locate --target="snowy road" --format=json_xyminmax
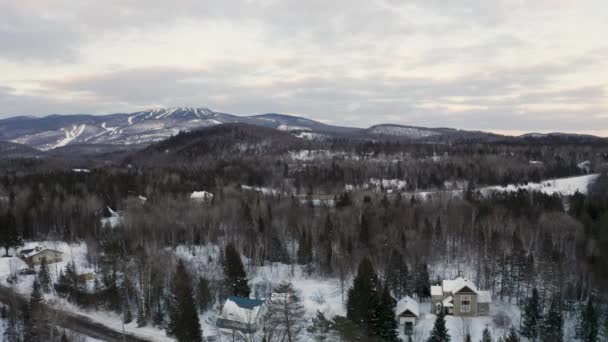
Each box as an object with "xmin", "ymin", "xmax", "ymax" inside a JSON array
[{"xmin": 0, "ymin": 285, "xmax": 157, "ymax": 342}]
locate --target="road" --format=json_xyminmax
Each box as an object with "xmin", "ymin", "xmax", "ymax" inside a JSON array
[{"xmin": 0, "ymin": 285, "xmax": 159, "ymax": 342}]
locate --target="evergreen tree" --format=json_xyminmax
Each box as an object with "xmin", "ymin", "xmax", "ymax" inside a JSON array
[
  {"xmin": 577, "ymin": 297, "xmax": 599, "ymax": 342},
  {"xmin": 29, "ymin": 278, "xmax": 45, "ymax": 341},
  {"xmin": 307, "ymin": 310, "xmax": 335, "ymax": 342},
  {"xmin": 521, "ymin": 288, "xmax": 542, "ymax": 341},
  {"xmin": 0, "ymin": 211, "xmax": 23, "ymax": 256},
  {"xmin": 415, "ymin": 263, "xmax": 431, "ymax": 300},
  {"xmin": 30, "ymin": 278, "xmax": 44, "ymax": 309},
  {"xmin": 346, "ymin": 258, "xmax": 379, "ymax": 335},
  {"xmin": 37, "ymin": 257, "xmax": 51, "ymax": 293},
  {"xmin": 297, "ymin": 231, "xmax": 314, "ymax": 276},
  {"xmin": 372, "ymin": 284, "xmax": 398, "ymax": 341},
  {"xmin": 541, "ymin": 295, "xmax": 563, "ymax": 342},
  {"xmin": 385, "ymin": 249, "xmax": 409, "ymax": 298},
  {"xmin": 503, "ymin": 327, "xmax": 520, "ymax": 342},
  {"xmin": 480, "ymin": 327, "xmax": 493, "ymax": 342},
  {"xmin": 222, "ymin": 243, "xmax": 250, "ymax": 298},
  {"xmin": 427, "ymin": 311, "xmax": 450, "ymax": 342},
  {"xmin": 196, "ymin": 276, "xmax": 212, "ymax": 313},
  {"xmin": 167, "ymin": 259, "xmax": 202, "ymax": 342}
]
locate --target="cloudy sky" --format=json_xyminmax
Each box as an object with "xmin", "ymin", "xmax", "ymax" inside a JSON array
[{"xmin": 1, "ymin": 0, "xmax": 607, "ymax": 135}]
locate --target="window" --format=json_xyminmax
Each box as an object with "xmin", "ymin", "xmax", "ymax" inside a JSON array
[{"xmin": 460, "ymin": 295, "xmax": 471, "ymax": 313}]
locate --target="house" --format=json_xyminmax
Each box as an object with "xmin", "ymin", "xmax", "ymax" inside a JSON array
[
  {"xmin": 431, "ymin": 277, "xmax": 491, "ymax": 317},
  {"xmin": 19, "ymin": 246, "xmax": 63, "ymax": 265},
  {"xmin": 395, "ymin": 296, "xmax": 419, "ymax": 336},
  {"xmin": 217, "ymin": 296, "xmax": 266, "ymax": 333}
]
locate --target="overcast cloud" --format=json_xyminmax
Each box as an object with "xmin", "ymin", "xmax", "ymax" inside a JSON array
[{"xmin": 0, "ymin": 0, "xmax": 606, "ymax": 135}]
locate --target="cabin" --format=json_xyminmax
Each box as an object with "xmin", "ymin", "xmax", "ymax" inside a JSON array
[
  {"xmin": 395, "ymin": 296, "xmax": 419, "ymax": 336},
  {"xmin": 431, "ymin": 277, "xmax": 491, "ymax": 317},
  {"xmin": 19, "ymin": 246, "xmax": 63, "ymax": 265},
  {"xmin": 217, "ymin": 296, "xmax": 266, "ymax": 333}
]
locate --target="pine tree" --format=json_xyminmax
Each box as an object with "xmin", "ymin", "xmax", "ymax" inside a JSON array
[
  {"xmin": 415, "ymin": 263, "xmax": 431, "ymax": 300},
  {"xmin": 307, "ymin": 310, "xmax": 335, "ymax": 342},
  {"xmin": 521, "ymin": 288, "xmax": 542, "ymax": 341},
  {"xmin": 346, "ymin": 258, "xmax": 379, "ymax": 335},
  {"xmin": 196, "ymin": 276, "xmax": 212, "ymax": 313},
  {"xmin": 427, "ymin": 311, "xmax": 450, "ymax": 342},
  {"xmin": 0, "ymin": 211, "xmax": 23, "ymax": 257},
  {"xmin": 167, "ymin": 259, "xmax": 202, "ymax": 342},
  {"xmin": 541, "ymin": 295, "xmax": 563, "ymax": 342},
  {"xmin": 503, "ymin": 327, "xmax": 520, "ymax": 342},
  {"xmin": 37, "ymin": 257, "xmax": 51, "ymax": 293},
  {"xmin": 372, "ymin": 284, "xmax": 398, "ymax": 341},
  {"xmin": 480, "ymin": 327, "xmax": 493, "ymax": 342},
  {"xmin": 577, "ymin": 297, "xmax": 599, "ymax": 342},
  {"xmin": 29, "ymin": 278, "xmax": 45, "ymax": 341},
  {"xmin": 386, "ymin": 249, "xmax": 409, "ymax": 298},
  {"xmin": 222, "ymin": 243, "xmax": 250, "ymax": 298},
  {"xmin": 297, "ymin": 231, "xmax": 314, "ymax": 276}
]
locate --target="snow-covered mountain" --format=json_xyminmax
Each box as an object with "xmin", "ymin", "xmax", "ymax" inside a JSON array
[{"xmin": 0, "ymin": 107, "xmax": 355, "ymax": 150}]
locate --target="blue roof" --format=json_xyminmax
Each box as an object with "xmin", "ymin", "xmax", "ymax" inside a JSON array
[{"xmin": 227, "ymin": 296, "xmax": 265, "ymax": 310}]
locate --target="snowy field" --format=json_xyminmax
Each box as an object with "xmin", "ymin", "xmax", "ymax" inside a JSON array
[{"xmin": 481, "ymin": 173, "xmax": 599, "ymax": 196}]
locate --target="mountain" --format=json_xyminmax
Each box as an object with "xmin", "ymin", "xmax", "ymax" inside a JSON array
[
  {"xmin": 0, "ymin": 107, "xmax": 605, "ymax": 152},
  {"xmin": 0, "ymin": 107, "xmax": 357, "ymax": 151}
]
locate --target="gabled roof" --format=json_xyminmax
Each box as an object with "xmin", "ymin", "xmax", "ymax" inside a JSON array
[
  {"xmin": 395, "ymin": 296, "xmax": 419, "ymax": 317},
  {"xmin": 442, "ymin": 277, "xmax": 478, "ymax": 294},
  {"xmin": 19, "ymin": 247, "xmax": 63, "ymax": 258},
  {"xmin": 431, "ymin": 285, "xmax": 443, "ymax": 296}
]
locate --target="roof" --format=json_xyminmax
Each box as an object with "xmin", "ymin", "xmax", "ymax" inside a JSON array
[
  {"xmin": 19, "ymin": 248, "xmax": 35, "ymax": 255},
  {"xmin": 478, "ymin": 291, "xmax": 492, "ymax": 303},
  {"xmin": 395, "ymin": 296, "xmax": 419, "ymax": 317},
  {"xmin": 431, "ymin": 285, "xmax": 443, "ymax": 296},
  {"xmin": 442, "ymin": 277, "xmax": 478, "ymax": 294},
  {"xmin": 442, "ymin": 295, "xmax": 454, "ymax": 307},
  {"xmin": 23, "ymin": 248, "xmax": 63, "ymax": 258},
  {"xmin": 221, "ymin": 297, "xmax": 265, "ymax": 324},
  {"xmin": 226, "ymin": 296, "xmax": 264, "ymax": 310}
]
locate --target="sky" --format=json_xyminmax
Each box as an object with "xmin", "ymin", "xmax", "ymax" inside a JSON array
[{"xmin": 0, "ymin": 0, "xmax": 607, "ymax": 136}]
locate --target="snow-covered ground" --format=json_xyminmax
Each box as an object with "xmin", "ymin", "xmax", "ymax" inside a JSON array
[
  {"xmin": 0, "ymin": 241, "xmax": 581, "ymax": 342},
  {"xmin": 481, "ymin": 173, "xmax": 599, "ymax": 196}
]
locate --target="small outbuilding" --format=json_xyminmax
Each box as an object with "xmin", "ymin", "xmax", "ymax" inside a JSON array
[{"xmin": 395, "ymin": 296, "xmax": 419, "ymax": 336}]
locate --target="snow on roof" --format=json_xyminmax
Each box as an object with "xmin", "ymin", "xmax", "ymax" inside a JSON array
[
  {"xmin": 395, "ymin": 296, "xmax": 419, "ymax": 317},
  {"xmin": 190, "ymin": 191, "xmax": 213, "ymax": 200},
  {"xmin": 221, "ymin": 296, "xmax": 265, "ymax": 323},
  {"xmin": 442, "ymin": 277, "xmax": 478, "ymax": 294},
  {"xmin": 442, "ymin": 295, "xmax": 454, "ymax": 307},
  {"xmin": 431, "ymin": 285, "xmax": 443, "ymax": 296},
  {"xmin": 478, "ymin": 291, "xmax": 492, "ymax": 303},
  {"xmin": 21, "ymin": 247, "xmax": 63, "ymax": 258}
]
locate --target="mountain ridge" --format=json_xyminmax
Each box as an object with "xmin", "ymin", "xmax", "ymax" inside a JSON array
[{"xmin": 0, "ymin": 107, "xmax": 605, "ymax": 151}]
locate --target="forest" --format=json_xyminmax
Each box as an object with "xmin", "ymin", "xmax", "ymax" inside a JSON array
[{"xmin": 0, "ymin": 129, "xmax": 607, "ymax": 341}]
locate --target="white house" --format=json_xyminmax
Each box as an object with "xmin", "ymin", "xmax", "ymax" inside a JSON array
[
  {"xmin": 190, "ymin": 191, "xmax": 214, "ymax": 202},
  {"xmin": 431, "ymin": 277, "xmax": 491, "ymax": 316},
  {"xmin": 217, "ymin": 296, "xmax": 266, "ymax": 333},
  {"xmin": 395, "ymin": 296, "xmax": 419, "ymax": 336}
]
